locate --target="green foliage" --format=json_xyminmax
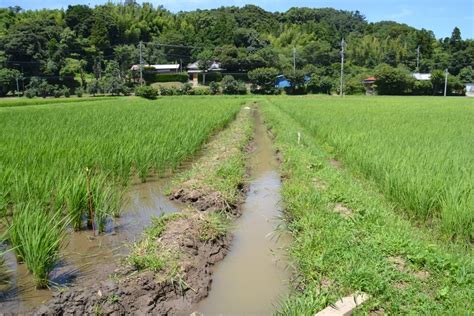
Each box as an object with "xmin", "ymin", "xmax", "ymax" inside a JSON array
[
  {"xmin": 374, "ymin": 64, "xmax": 414, "ymax": 95},
  {"xmin": 135, "ymin": 85, "xmax": 158, "ymax": 100},
  {"xmin": 144, "ymin": 73, "xmax": 189, "ymax": 84},
  {"xmin": 307, "ymin": 75, "xmax": 333, "ymax": 94},
  {"xmin": 459, "ymin": 66, "xmax": 474, "ymax": 83},
  {"xmin": 248, "ymin": 67, "xmax": 279, "ymax": 94},
  {"xmin": 284, "ymin": 70, "xmax": 307, "ymax": 95},
  {"xmin": 209, "ymin": 81, "xmax": 220, "ymax": 95},
  {"xmin": 221, "ymin": 75, "xmax": 247, "ymax": 95},
  {"xmin": 0, "ymin": 68, "xmax": 21, "ymax": 97}
]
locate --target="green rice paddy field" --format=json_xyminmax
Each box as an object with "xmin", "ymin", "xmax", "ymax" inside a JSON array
[{"xmin": 0, "ymin": 95, "xmax": 472, "ymax": 313}]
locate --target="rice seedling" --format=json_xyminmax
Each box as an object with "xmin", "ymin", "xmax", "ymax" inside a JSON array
[
  {"xmin": 9, "ymin": 203, "xmax": 68, "ymax": 288},
  {"xmin": 266, "ymin": 95, "xmax": 473, "ymax": 241},
  {"xmin": 0, "ymin": 95, "xmax": 246, "ymax": 287},
  {"xmin": 261, "ymin": 98, "xmax": 473, "ymax": 314}
]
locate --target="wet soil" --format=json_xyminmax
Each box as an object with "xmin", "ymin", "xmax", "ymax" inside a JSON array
[
  {"xmin": 0, "ymin": 178, "xmax": 182, "ymax": 314},
  {"xmin": 192, "ymin": 108, "xmax": 291, "ymax": 315}
]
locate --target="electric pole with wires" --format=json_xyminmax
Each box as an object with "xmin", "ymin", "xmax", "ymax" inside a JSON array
[
  {"xmin": 340, "ymin": 38, "xmax": 346, "ymax": 97},
  {"xmin": 139, "ymin": 41, "xmax": 144, "ymax": 85},
  {"xmin": 416, "ymin": 46, "xmax": 420, "ymax": 72}
]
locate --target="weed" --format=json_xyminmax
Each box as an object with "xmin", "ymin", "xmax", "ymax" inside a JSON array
[{"xmin": 199, "ymin": 212, "xmax": 231, "ymax": 242}]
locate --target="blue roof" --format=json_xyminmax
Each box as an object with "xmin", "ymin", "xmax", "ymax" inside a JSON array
[{"xmin": 275, "ymin": 74, "xmax": 311, "ymax": 88}]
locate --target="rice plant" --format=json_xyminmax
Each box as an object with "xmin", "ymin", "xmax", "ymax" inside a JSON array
[
  {"xmin": 0, "ymin": 96, "xmax": 245, "ymax": 285},
  {"xmin": 9, "ymin": 203, "xmax": 67, "ymax": 288},
  {"xmin": 267, "ymin": 95, "xmax": 473, "ymax": 241}
]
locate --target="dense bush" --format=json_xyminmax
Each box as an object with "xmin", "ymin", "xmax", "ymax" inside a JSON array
[
  {"xmin": 209, "ymin": 82, "xmax": 220, "ymax": 95},
  {"xmin": 0, "ymin": 68, "xmax": 21, "ymax": 97},
  {"xmin": 190, "ymin": 86, "xmax": 211, "ymax": 95},
  {"xmin": 307, "ymin": 75, "xmax": 333, "ymax": 94},
  {"xmin": 198, "ymin": 72, "xmax": 222, "ymax": 84},
  {"xmin": 75, "ymin": 87, "xmax": 84, "ymax": 97},
  {"xmin": 412, "ymin": 80, "xmax": 433, "ymax": 95},
  {"xmin": 135, "ymin": 85, "xmax": 159, "ymax": 99},
  {"xmin": 284, "ymin": 70, "xmax": 308, "ymax": 95},
  {"xmin": 374, "ymin": 64, "xmax": 414, "ymax": 95},
  {"xmin": 144, "ymin": 72, "xmax": 189, "ymax": 83},
  {"xmin": 248, "ymin": 67, "xmax": 279, "ymax": 94},
  {"xmin": 221, "ymin": 75, "xmax": 247, "ymax": 95}
]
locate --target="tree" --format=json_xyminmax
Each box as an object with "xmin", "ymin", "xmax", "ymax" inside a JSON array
[
  {"xmin": 284, "ymin": 69, "xmax": 307, "ymax": 95},
  {"xmin": 374, "ymin": 64, "xmax": 414, "ymax": 95},
  {"xmin": 101, "ymin": 60, "xmax": 125, "ymax": 95},
  {"xmin": 0, "ymin": 68, "xmax": 21, "ymax": 96},
  {"xmin": 459, "ymin": 66, "xmax": 474, "ymax": 83},
  {"xmin": 248, "ymin": 67, "xmax": 279, "ymax": 94},
  {"xmin": 221, "ymin": 75, "xmax": 246, "ymax": 95}
]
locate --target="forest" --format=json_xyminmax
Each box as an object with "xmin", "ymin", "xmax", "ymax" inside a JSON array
[{"xmin": 0, "ymin": 1, "xmax": 473, "ymax": 96}]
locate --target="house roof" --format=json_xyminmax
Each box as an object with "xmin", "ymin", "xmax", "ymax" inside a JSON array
[
  {"xmin": 412, "ymin": 73, "xmax": 431, "ymax": 80},
  {"xmin": 363, "ymin": 76, "xmax": 376, "ymax": 83},
  {"xmin": 130, "ymin": 64, "xmax": 180, "ymax": 71},
  {"xmin": 187, "ymin": 61, "xmax": 222, "ymax": 73}
]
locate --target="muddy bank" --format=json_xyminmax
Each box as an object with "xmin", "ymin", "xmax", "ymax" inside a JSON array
[
  {"xmin": 35, "ymin": 214, "xmax": 231, "ymax": 315},
  {"xmin": 34, "ymin": 108, "xmax": 253, "ymax": 315}
]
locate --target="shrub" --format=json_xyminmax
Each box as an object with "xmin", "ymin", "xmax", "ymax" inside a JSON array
[
  {"xmin": 198, "ymin": 72, "xmax": 222, "ymax": 84},
  {"xmin": 209, "ymin": 82, "xmax": 220, "ymax": 95},
  {"xmin": 182, "ymin": 82, "xmax": 193, "ymax": 94},
  {"xmin": 159, "ymin": 86, "xmax": 175, "ymax": 96},
  {"xmin": 248, "ymin": 67, "xmax": 279, "ymax": 94},
  {"xmin": 24, "ymin": 88, "xmax": 36, "ymax": 98},
  {"xmin": 284, "ymin": 70, "xmax": 308, "ymax": 95},
  {"xmin": 413, "ymin": 80, "xmax": 433, "ymax": 95},
  {"xmin": 53, "ymin": 86, "xmax": 63, "ymax": 98},
  {"xmin": 221, "ymin": 75, "xmax": 247, "ymax": 95},
  {"xmin": 374, "ymin": 64, "xmax": 414, "ymax": 95},
  {"xmin": 307, "ymin": 75, "xmax": 333, "ymax": 94},
  {"xmin": 75, "ymin": 87, "xmax": 84, "ymax": 97},
  {"xmin": 144, "ymin": 72, "xmax": 188, "ymax": 83},
  {"xmin": 135, "ymin": 85, "xmax": 158, "ymax": 100},
  {"xmin": 0, "ymin": 68, "xmax": 21, "ymax": 97},
  {"xmin": 192, "ymin": 86, "xmax": 211, "ymax": 95}
]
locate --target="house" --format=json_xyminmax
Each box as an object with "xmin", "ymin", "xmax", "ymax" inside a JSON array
[
  {"xmin": 412, "ymin": 73, "xmax": 431, "ymax": 81},
  {"xmin": 187, "ymin": 61, "xmax": 223, "ymax": 86},
  {"xmin": 362, "ymin": 76, "xmax": 377, "ymax": 95},
  {"xmin": 275, "ymin": 75, "xmax": 311, "ymax": 88},
  {"xmin": 465, "ymin": 83, "xmax": 474, "ymax": 97},
  {"xmin": 130, "ymin": 64, "xmax": 180, "ymax": 73}
]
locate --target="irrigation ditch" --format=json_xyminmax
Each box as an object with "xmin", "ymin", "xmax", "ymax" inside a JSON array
[{"xmin": 0, "ymin": 104, "xmax": 291, "ymax": 315}]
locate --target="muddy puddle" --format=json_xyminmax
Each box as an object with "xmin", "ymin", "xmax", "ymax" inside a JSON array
[
  {"xmin": 193, "ymin": 108, "xmax": 291, "ymax": 315},
  {"xmin": 0, "ymin": 178, "xmax": 183, "ymax": 313}
]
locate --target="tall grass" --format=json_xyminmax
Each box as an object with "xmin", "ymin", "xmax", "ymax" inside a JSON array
[
  {"xmin": 0, "ymin": 95, "xmax": 245, "ymax": 286},
  {"xmin": 268, "ymin": 95, "xmax": 473, "ymax": 241},
  {"xmin": 9, "ymin": 203, "xmax": 67, "ymax": 288}
]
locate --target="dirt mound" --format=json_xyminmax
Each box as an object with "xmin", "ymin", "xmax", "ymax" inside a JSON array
[
  {"xmin": 170, "ymin": 186, "xmax": 238, "ymax": 215},
  {"xmin": 36, "ymin": 214, "xmax": 231, "ymax": 315}
]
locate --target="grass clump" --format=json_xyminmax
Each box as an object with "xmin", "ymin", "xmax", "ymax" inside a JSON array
[
  {"xmin": 9, "ymin": 203, "xmax": 67, "ymax": 288},
  {"xmin": 199, "ymin": 212, "xmax": 231, "ymax": 242},
  {"xmin": 146, "ymin": 213, "xmax": 185, "ymax": 238}
]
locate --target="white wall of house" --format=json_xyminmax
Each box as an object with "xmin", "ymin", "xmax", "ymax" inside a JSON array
[{"xmin": 465, "ymin": 83, "xmax": 474, "ymax": 97}]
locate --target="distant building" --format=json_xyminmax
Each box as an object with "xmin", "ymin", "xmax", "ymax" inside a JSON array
[
  {"xmin": 465, "ymin": 83, "xmax": 474, "ymax": 97},
  {"xmin": 412, "ymin": 73, "xmax": 431, "ymax": 81},
  {"xmin": 130, "ymin": 64, "xmax": 180, "ymax": 73},
  {"xmin": 187, "ymin": 61, "xmax": 223, "ymax": 86},
  {"xmin": 275, "ymin": 74, "xmax": 311, "ymax": 88},
  {"xmin": 362, "ymin": 76, "xmax": 377, "ymax": 95}
]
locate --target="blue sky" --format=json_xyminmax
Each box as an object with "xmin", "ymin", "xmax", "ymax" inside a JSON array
[{"xmin": 2, "ymin": 0, "xmax": 473, "ymax": 39}]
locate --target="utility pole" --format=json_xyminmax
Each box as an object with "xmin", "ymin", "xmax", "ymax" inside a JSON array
[
  {"xmin": 15, "ymin": 75, "xmax": 19, "ymax": 97},
  {"xmin": 139, "ymin": 41, "xmax": 144, "ymax": 85},
  {"xmin": 416, "ymin": 46, "xmax": 420, "ymax": 72},
  {"xmin": 444, "ymin": 68, "xmax": 448, "ymax": 97},
  {"xmin": 293, "ymin": 47, "xmax": 296, "ymax": 74},
  {"xmin": 340, "ymin": 38, "xmax": 345, "ymax": 97}
]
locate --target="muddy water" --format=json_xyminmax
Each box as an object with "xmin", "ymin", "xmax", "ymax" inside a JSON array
[
  {"xmin": 0, "ymin": 178, "xmax": 182, "ymax": 313},
  {"xmin": 194, "ymin": 108, "xmax": 291, "ymax": 315}
]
